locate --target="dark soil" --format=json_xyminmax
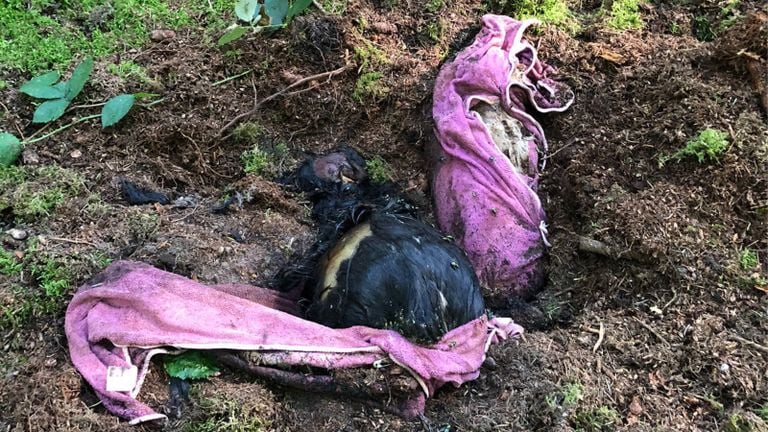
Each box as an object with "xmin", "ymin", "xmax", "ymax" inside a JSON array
[{"xmin": 1, "ymin": 1, "xmax": 767, "ymax": 431}]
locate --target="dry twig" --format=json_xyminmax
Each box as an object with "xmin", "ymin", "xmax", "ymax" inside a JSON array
[
  {"xmin": 634, "ymin": 317, "xmax": 670, "ymax": 347},
  {"xmin": 593, "ymin": 322, "xmax": 605, "ymax": 353},
  {"xmin": 46, "ymin": 236, "xmax": 98, "ymax": 248},
  {"xmin": 218, "ymin": 65, "xmax": 350, "ymax": 138},
  {"xmin": 729, "ymin": 334, "xmax": 768, "ymax": 354}
]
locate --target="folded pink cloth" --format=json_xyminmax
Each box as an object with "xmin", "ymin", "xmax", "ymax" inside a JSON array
[
  {"xmin": 432, "ymin": 15, "xmax": 574, "ymax": 298},
  {"xmin": 65, "ymin": 261, "xmax": 522, "ymax": 424}
]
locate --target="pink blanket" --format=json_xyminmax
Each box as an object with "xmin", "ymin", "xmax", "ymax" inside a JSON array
[
  {"xmin": 432, "ymin": 16, "xmax": 574, "ymax": 298},
  {"xmin": 65, "ymin": 261, "xmax": 522, "ymax": 424}
]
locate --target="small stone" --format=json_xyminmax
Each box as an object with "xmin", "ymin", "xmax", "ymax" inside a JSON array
[
  {"xmin": 14, "ymin": 251, "xmax": 25, "ymax": 259},
  {"xmin": 8, "ymin": 228, "xmax": 27, "ymax": 240},
  {"xmin": 719, "ymin": 363, "xmax": 730, "ymax": 373},
  {"xmin": 482, "ymin": 356, "xmax": 497, "ymax": 370},
  {"xmin": 70, "ymin": 149, "xmax": 82, "ymax": 158},
  {"xmin": 150, "ymin": 29, "xmax": 176, "ymax": 42},
  {"xmin": 629, "ymin": 396, "xmax": 643, "ymax": 415},
  {"xmin": 44, "ymin": 358, "xmax": 57, "ymax": 368}
]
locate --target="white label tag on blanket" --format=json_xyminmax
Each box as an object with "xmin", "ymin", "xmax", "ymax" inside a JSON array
[{"xmin": 105, "ymin": 365, "xmax": 138, "ymax": 392}]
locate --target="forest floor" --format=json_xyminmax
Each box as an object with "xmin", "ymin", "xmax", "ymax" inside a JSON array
[{"xmin": 1, "ymin": 0, "xmax": 767, "ymax": 431}]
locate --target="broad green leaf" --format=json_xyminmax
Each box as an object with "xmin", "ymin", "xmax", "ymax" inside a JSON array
[
  {"xmin": 164, "ymin": 351, "xmax": 219, "ymax": 380},
  {"xmin": 23, "ymin": 71, "xmax": 60, "ymax": 87},
  {"xmin": 53, "ymin": 81, "xmax": 70, "ymax": 95},
  {"xmin": 287, "ymin": 0, "xmax": 312, "ymax": 21},
  {"xmin": 0, "ymin": 133, "xmax": 22, "ymax": 167},
  {"xmin": 20, "ymin": 71, "xmax": 64, "ymax": 99},
  {"xmin": 65, "ymin": 57, "xmax": 94, "ymax": 101},
  {"xmin": 218, "ymin": 26, "xmax": 248, "ymax": 46},
  {"xmin": 235, "ymin": 0, "xmax": 260, "ymax": 22},
  {"xmin": 101, "ymin": 94, "xmax": 135, "ymax": 128},
  {"xmin": 32, "ymin": 98, "xmax": 70, "ymax": 123},
  {"xmin": 19, "ymin": 83, "xmax": 65, "ymax": 99},
  {"xmin": 264, "ymin": 0, "xmax": 289, "ymax": 26}
]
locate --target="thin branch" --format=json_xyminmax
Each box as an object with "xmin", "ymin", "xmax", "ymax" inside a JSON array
[
  {"xmin": 46, "ymin": 236, "xmax": 98, "ymax": 248},
  {"xmin": 68, "ymin": 101, "xmax": 109, "ymax": 110},
  {"xmin": 634, "ymin": 317, "xmax": 670, "ymax": 347},
  {"xmin": 593, "ymin": 322, "xmax": 605, "ymax": 353},
  {"xmin": 218, "ymin": 65, "xmax": 350, "ymax": 137},
  {"xmin": 24, "ymin": 114, "xmax": 100, "ymax": 145},
  {"xmin": 729, "ymin": 334, "xmax": 768, "ymax": 354},
  {"xmin": 141, "ymin": 98, "xmax": 166, "ymax": 109},
  {"xmin": 312, "ymin": 0, "xmax": 327, "ymax": 13},
  {"xmin": 211, "ymin": 69, "xmax": 252, "ymax": 87}
]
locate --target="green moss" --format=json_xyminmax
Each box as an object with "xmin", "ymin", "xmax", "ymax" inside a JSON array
[
  {"xmin": 756, "ymin": 404, "xmax": 768, "ymax": 422},
  {"xmin": 128, "ymin": 211, "xmax": 160, "ymax": 241},
  {"xmin": 739, "ymin": 249, "xmax": 759, "ymax": 270},
  {"xmin": 488, "ymin": 0, "xmax": 579, "ymax": 33},
  {"xmin": 183, "ymin": 393, "xmax": 272, "ymax": 432},
  {"xmin": 674, "ymin": 128, "xmax": 729, "ymax": 163},
  {"xmin": 425, "ymin": 0, "xmax": 444, "ymax": 13},
  {"xmin": 0, "ymin": 165, "xmax": 83, "ymax": 221},
  {"xmin": 606, "ymin": 0, "xmax": 644, "ymax": 30},
  {"xmin": 321, "ymin": 0, "xmax": 348, "ymax": 15},
  {"xmin": 0, "ymin": 0, "xmax": 191, "ymax": 73},
  {"xmin": 30, "ymin": 258, "xmax": 71, "ymax": 297},
  {"xmin": 353, "ymin": 72, "xmax": 388, "ymax": 103},
  {"xmin": 365, "ymin": 156, "xmax": 393, "ymax": 184},
  {"xmin": 694, "ymin": 16, "xmax": 716, "ymax": 41},
  {"xmin": 425, "ymin": 20, "xmax": 444, "ymax": 43},
  {"xmin": 353, "ymin": 40, "xmax": 389, "ymax": 72},
  {"xmin": 0, "ymin": 248, "xmax": 23, "ymax": 276},
  {"xmin": 0, "ymin": 285, "xmax": 61, "ymax": 330},
  {"xmin": 233, "ymin": 122, "xmax": 264, "ymax": 143},
  {"xmin": 563, "ymin": 382, "xmax": 584, "ymax": 406},
  {"xmin": 571, "ymin": 406, "xmax": 620, "ymax": 432},
  {"xmin": 241, "ymin": 146, "xmax": 271, "ymax": 174}
]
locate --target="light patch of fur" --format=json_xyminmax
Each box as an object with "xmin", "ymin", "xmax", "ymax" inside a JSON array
[
  {"xmin": 474, "ymin": 103, "xmax": 529, "ymax": 173},
  {"xmin": 319, "ymin": 223, "xmax": 373, "ymax": 300}
]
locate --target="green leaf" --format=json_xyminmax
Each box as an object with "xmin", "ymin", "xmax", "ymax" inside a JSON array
[
  {"xmin": 19, "ymin": 83, "xmax": 65, "ymax": 100},
  {"xmin": 264, "ymin": 0, "xmax": 289, "ymax": 26},
  {"xmin": 53, "ymin": 81, "xmax": 70, "ymax": 95},
  {"xmin": 65, "ymin": 57, "xmax": 94, "ymax": 101},
  {"xmin": 235, "ymin": 0, "xmax": 260, "ymax": 22},
  {"xmin": 0, "ymin": 133, "xmax": 22, "ymax": 167},
  {"xmin": 287, "ymin": 0, "xmax": 312, "ymax": 21},
  {"xmin": 164, "ymin": 351, "xmax": 219, "ymax": 380},
  {"xmin": 32, "ymin": 98, "xmax": 70, "ymax": 123},
  {"xmin": 218, "ymin": 26, "xmax": 248, "ymax": 46},
  {"xmin": 23, "ymin": 71, "xmax": 60, "ymax": 87},
  {"xmin": 20, "ymin": 71, "xmax": 65, "ymax": 99},
  {"xmin": 101, "ymin": 94, "xmax": 135, "ymax": 128}
]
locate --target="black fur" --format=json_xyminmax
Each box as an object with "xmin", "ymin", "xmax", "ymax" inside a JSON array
[
  {"xmin": 307, "ymin": 212, "xmax": 485, "ymax": 343},
  {"xmin": 275, "ymin": 148, "xmax": 485, "ymax": 342},
  {"xmin": 120, "ymin": 180, "xmax": 169, "ymax": 205}
]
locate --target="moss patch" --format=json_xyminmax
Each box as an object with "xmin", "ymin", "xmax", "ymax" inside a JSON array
[
  {"xmin": 0, "ymin": 165, "xmax": 83, "ymax": 221},
  {"xmin": 0, "ymin": 0, "xmax": 192, "ymax": 73}
]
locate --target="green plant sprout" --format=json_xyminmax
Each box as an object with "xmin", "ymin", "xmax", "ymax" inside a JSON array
[
  {"xmin": 0, "ymin": 58, "xmax": 160, "ymax": 167},
  {"xmin": 739, "ymin": 249, "xmax": 759, "ymax": 270},
  {"xmin": 218, "ymin": 0, "xmax": 313, "ymax": 46},
  {"xmin": 659, "ymin": 128, "xmax": 729, "ymax": 166}
]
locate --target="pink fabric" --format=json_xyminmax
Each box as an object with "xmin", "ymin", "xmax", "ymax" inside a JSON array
[
  {"xmin": 432, "ymin": 15, "xmax": 573, "ymax": 297},
  {"xmin": 65, "ymin": 261, "xmax": 522, "ymax": 424}
]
